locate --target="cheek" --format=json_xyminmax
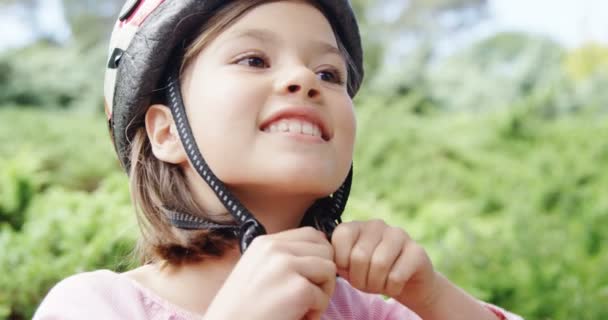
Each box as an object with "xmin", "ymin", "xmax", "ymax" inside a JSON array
[
  {"xmin": 187, "ymin": 71, "xmax": 264, "ymax": 136},
  {"xmin": 182, "ymin": 70, "xmax": 269, "ymax": 180},
  {"xmin": 331, "ymin": 98, "xmax": 356, "ymax": 186},
  {"xmin": 339, "ymin": 100, "xmax": 357, "ymax": 156}
]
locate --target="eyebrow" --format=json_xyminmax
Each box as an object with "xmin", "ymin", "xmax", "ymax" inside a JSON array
[{"xmin": 226, "ymin": 28, "xmax": 343, "ymax": 58}]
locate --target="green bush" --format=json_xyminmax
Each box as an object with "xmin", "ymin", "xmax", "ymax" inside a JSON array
[
  {"xmin": 0, "ymin": 108, "xmax": 134, "ymax": 319},
  {"xmin": 0, "ymin": 42, "xmax": 106, "ymax": 113},
  {"xmin": 0, "ymin": 174, "xmax": 136, "ymax": 319},
  {"xmin": 0, "ymin": 107, "xmax": 120, "ymax": 191},
  {"xmin": 349, "ymin": 95, "xmax": 608, "ymax": 319}
]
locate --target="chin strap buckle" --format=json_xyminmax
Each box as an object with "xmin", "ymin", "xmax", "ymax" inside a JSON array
[{"xmin": 239, "ymin": 219, "xmax": 266, "ymax": 253}]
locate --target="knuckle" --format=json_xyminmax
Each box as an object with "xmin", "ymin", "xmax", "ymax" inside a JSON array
[
  {"xmin": 292, "ymin": 276, "xmax": 313, "ymax": 298},
  {"xmin": 410, "ymin": 243, "xmax": 427, "ymax": 259},
  {"xmin": 368, "ymin": 219, "xmax": 387, "ymax": 230},
  {"xmin": 303, "ymin": 226, "xmax": 323, "ymax": 237},
  {"xmin": 350, "ymin": 246, "xmax": 368, "ymax": 264},
  {"xmin": 387, "ymin": 226, "xmax": 408, "ymax": 241},
  {"xmin": 371, "ymin": 218, "xmax": 386, "ymax": 225},
  {"xmin": 253, "ymin": 235, "xmax": 276, "ymax": 252},
  {"xmin": 387, "ymin": 271, "xmax": 407, "ymax": 287},
  {"xmin": 304, "ymin": 226, "xmax": 328, "ymax": 242},
  {"xmin": 332, "ymin": 223, "xmax": 358, "ymax": 243},
  {"xmin": 284, "ymin": 276, "xmax": 308, "ymax": 304},
  {"xmin": 372, "ymin": 254, "xmax": 393, "ymax": 271},
  {"xmin": 271, "ymin": 253, "xmax": 292, "ymax": 273},
  {"xmin": 262, "ymin": 241, "xmax": 279, "ymax": 254},
  {"xmin": 301, "ymin": 226, "xmax": 317, "ymax": 234}
]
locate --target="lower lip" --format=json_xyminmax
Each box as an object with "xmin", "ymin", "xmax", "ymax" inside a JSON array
[{"xmin": 261, "ymin": 130, "xmax": 327, "ymax": 144}]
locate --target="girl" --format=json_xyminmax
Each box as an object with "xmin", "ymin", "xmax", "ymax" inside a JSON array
[{"xmin": 34, "ymin": 1, "xmax": 522, "ymax": 319}]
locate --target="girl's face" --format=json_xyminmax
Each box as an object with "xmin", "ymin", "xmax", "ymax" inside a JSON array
[{"xmin": 181, "ymin": 0, "xmax": 355, "ymax": 198}]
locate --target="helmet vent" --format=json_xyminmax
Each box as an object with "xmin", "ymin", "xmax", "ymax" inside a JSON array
[{"xmin": 107, "ymin": 48, "xmax": 124, "ymax": 69}]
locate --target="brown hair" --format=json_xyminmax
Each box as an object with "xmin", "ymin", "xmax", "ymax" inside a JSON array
[{"xmin": 129, "ymin": 0, "xmax": 358, "ymax": 265}]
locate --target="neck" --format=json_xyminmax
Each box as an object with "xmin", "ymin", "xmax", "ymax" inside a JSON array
[
  {"xmin": 184, "ymin": 166, "xmax": 320, "ymax": 233},
  {"xmin": 230, "ymin": 186, "xmax": 318, "ymax": 234}
]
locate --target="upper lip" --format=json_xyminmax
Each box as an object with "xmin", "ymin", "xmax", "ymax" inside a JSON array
[{"xmin": 260, "ymin": 106, "xmax": 332, "ymax": 141}]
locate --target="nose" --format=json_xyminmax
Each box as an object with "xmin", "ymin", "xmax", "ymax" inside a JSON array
[{"xmin": 276, "ymin": 66, "xmax": 321, "ymax": 100}]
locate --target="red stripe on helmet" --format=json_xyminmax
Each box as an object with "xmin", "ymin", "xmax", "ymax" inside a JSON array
[{"xmin": 120, "ymin": 0, "xmax": 165, "ymax": 28}]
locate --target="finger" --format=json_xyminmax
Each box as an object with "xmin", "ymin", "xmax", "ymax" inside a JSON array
[
  {"xmin": 305, "ymin": 281, "xmax": 333, "ymax": 318},
  {"xmin": 302, "ymin": 283, "xmax": 329, "ymax": 320},
  {"xmin": 331, "ymin": 221, "xmax": 361, "ymax": 270},
  {"xmin": 288, "ymin": 275, "xmax": 332, "ymax": 320},
  {"xmin": 251, "ymin": 227, "xmax": 331, "ymax": 257},
  {"xmin": 348, "ymin": 221, "xmax": 385, "ymax": 289},
  {"xmin": 293, "ymin": 256, "xmax": 337, "ymax": 297},
  {"xmin": 275, "ymin": 241, "xmax": 334, "ymax": 261},
  {"xmin": 367, "ymin": 227, "xmax": 407, "ymax": 293},
  {"xmin": 271, "ymin": 226, "xmax": 329, "ymax": 244},
  {"xmin": 384, "ymin": 243, "xmax": 425, "ymax": 298}
]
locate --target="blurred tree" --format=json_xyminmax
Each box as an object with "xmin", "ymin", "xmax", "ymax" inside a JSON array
[
  {"xmin": 564, "ymin": 43, "xmax": 608, "ymax": 80},
  {"xmin": 0, "ymin": 0, "xmax": 488, "ymax": 77},
  {"xmin": 61, "ymin": 0, "xmax": 123, "ymax": 47},
  {"xmin": 350, "ymin": 0, "xmax": 488, "ymax": 90},
  {"xmin": 394, "ymin": 0, "xmax": 487, "ymax": 34},
  {"xmin": 352, "ymin": 0, "xmax": 488, "ymax": 33},
  {"xmin": 428, "ymin": 32, "xmax": 566, "ymax": 112},
  {"xmin": 0, "ymin": 0, "xmax": 122, "ymax": 48}
]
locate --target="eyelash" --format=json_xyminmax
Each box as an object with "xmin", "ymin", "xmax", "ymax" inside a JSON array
[{"xmin": 233, "ymin": 53, "xmax": 345, "ymax": 85}]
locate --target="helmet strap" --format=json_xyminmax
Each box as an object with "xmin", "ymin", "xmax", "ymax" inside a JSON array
[
  {"xmin": 163, "ymin": 63, "xmax": 353, "ymax": 251},
  {"xmin": 165, "ymin": 70, "xmax": 265, "ymax": 252}
]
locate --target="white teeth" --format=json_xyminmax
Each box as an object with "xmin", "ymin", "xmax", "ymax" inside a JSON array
[
  {"xmin": 302, "ymin": 122, "xmax": 313, "ymax": 135},
  {"xmin": 312, "ymin": 126, "xmax": 321, "ymax": 137},
  {"xmin": 288, "ymin": 121, "xmax": 301, "ymax": 134},
  {"xmin": 265, "ymin": 119, "xmax": 322, "ymax": 138}
]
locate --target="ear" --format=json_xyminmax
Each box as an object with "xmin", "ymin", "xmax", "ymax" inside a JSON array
[{"xmin": 145, "ymin": 104, "xmax": 188, "ymax": 164}]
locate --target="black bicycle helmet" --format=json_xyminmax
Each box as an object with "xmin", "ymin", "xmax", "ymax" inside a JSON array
[{"xmin": 103, "ymin": 0, "xmax": 364, "ymax": 252}]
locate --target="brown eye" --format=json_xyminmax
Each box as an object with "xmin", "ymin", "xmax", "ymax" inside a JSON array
[
  {"xmin": 318, "ymin": 69, "xmax": 344, "ymax": 84},
  {"xmin": 237, "ymin": 55, "xmax": 269, "ymax": 68}
]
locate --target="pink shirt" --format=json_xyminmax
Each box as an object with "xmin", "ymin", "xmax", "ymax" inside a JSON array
[{"xmin": 33, "ymin": 270, "xmax": 522, "ymax": 320}]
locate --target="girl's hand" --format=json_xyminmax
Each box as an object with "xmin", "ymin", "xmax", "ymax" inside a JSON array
[
  {"xmin": 204, "ymin": 227, "xmax": 336, "ymax": 320},
  {"xmin": 331, "ymin": 220, "xmax": 440, "ymax": 309}
]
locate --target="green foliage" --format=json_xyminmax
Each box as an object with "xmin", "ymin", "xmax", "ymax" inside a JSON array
[
  {"xmin": 429, "ymin": 33, "xmax": 566, "ymax": 111},
  {"xmin": 0, "ymin": 42, "xmax": 106, "ymax": 113},
  {"xmin": 348, "ymin": 94, "xmax": 608, "ymax": 319},
  {"xmin": 0, "ymin": 108, "xmax": 134, "ymax": 319},
  {"xmin": 564, "ymin": 43, "xmax": 608, "ymax": 80},
  {"xmin": 0, "ymin": 175, "xmax": 136, "ymax": 319},
  {"xmin": 0, "ymin": 108, "xmax": 120, "ymax": 190}
]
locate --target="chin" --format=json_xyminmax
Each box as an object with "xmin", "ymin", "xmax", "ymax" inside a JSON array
[
  {"xmin": 214, "ymin": 156, "xmax": 350, "ymax": 196},
  {"xmin": 224, "ymin": 170, "xmax": 341, "ymax": 198},
  {"xmin": 274, "ymin": 165, "xmax": 347, "ymax": 195}
]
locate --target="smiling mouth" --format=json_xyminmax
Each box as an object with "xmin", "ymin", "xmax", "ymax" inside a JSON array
[{"xmin": 261, "ymin": 117, "xmax": 330, "ymax": 141}]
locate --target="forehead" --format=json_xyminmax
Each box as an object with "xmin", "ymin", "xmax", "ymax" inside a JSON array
[{"xmin": 219, "ymin": 1, "xmax": 339, "ymax": 47}]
